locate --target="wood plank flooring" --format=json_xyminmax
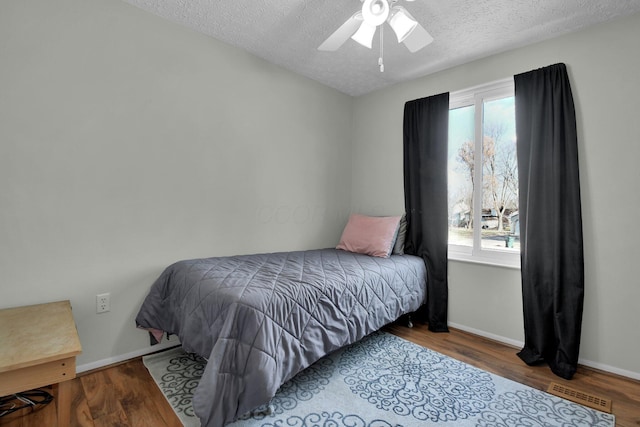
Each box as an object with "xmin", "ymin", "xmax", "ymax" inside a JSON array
[{"xmin": 1, "ymin": 323, "xmax": 639, "ymax": 426}]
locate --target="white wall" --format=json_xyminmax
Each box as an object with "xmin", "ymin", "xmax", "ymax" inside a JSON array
[
  {"xmin": 0, "ymin": 0, "xmax": 353, "ymax": 368},
  {"xmin": 3, "ymin": 0, "xmax": 639, "ymax": 381},
  {"xmin": 351, "ymin": 12, "xmax": 640, "ymax": 378}
]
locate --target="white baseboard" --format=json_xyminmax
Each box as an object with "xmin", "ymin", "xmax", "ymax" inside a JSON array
[
  {"xmin": 449, "ymin": 322, "xmax": 525, "ymax": 348},
  {"xmin": 449, "ymin": 322, "xmax": 640, "ymax": 381},
  {"xmin": 577, "ymin": 358, "xmax": 640, "ymax": 381},
  {"xmin": 76, "ymin": 340, "xmax": 180, "ymax": 374}
]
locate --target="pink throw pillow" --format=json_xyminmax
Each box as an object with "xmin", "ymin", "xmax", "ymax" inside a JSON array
[{"xmin": 336, "ymin": 214, "xmax": 402, "ymax": 258}]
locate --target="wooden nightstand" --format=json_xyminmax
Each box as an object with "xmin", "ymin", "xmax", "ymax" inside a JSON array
[{"xmin": 0, "ymin": 300, "xmax": 82, "ymax": 426}]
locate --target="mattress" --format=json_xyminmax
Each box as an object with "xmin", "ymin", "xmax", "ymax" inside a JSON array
[{"xmin": 135, "ymin": 248, "xmax": 427, "ymax": 427}]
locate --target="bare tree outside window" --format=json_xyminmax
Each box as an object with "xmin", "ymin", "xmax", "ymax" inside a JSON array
[
  {"xmin": 448, "ymin": 94, "xmax": 519, "ymax": 253},
  {"xmin": 448, "ymin": 105, "xmax": 475, "ymax": 246}
]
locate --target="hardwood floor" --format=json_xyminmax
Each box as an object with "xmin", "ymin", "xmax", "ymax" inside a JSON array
[{"xmin": 2, "ymin": 323, "xmax": 639, "ymax": 426}]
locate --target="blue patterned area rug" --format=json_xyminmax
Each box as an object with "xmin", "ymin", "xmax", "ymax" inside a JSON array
[{"xmin": 143, "ymin": 332, "xmax": 615, "ymax": 427}]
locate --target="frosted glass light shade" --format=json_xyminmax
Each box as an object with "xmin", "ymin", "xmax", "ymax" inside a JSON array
[
  {"xmin": 388, "ymin": 7, "xmax": 418, "ymax": 43},
  {"xmin": 351, "ymin": 22, "xmax": 377, "ymax": 48}
]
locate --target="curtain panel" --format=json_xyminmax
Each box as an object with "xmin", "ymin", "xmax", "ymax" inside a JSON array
[
  {"xmin": 403, "ymin": 92, "xmax": 450, "ymax": 333},
  {"xmin": 514, "ymin": 63, "xmax": 584, "ymax": 379}
]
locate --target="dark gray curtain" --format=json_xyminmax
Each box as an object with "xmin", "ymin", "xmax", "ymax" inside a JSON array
[
  {"xmin": 403, "ymin": 92, "xmax": 449, "ymax": 333},
  {"xmin": 514, "ymin": 63, "xmax": 584, "ymax": 379}
]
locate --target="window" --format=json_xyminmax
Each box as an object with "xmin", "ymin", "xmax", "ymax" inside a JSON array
[{"xmin": 448, "ymin": 79, "xmax": 520, "ymax": 268}]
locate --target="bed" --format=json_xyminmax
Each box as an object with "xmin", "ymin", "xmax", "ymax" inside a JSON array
[{"xmin": 135, "ymin": 221, "xmax": 427, "ymax": 427}]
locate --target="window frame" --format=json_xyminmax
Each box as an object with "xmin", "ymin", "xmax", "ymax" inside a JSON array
[{"xmin": 448, "ymin": 78, "xmax": 520, "ymax": 269}]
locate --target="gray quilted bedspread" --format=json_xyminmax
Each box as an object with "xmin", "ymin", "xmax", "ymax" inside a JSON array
[{"xmin": 135, "ymin": 248, "xmax": 426, "ymax": 427}]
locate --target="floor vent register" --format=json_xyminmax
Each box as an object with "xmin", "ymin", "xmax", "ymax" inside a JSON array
[{"xmin": 547, "ymin": 382, "xmax": 612, "ymax": 413}]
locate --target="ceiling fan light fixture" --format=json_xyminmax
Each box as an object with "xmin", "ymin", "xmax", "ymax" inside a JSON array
[
  {"xmin": 388, "ymin": 6, "xmax": 418, "ymax": 43},
  {"xmin": 361, "ymin": 0, "xmax": 390, "ymax": 26},
  {"xmin": 351, "ymin": 22, "xmax": 377, "ymax": 48},
  {"xmin": 318, "ymin": 0, "xmax": 433, "ymax": 60}
]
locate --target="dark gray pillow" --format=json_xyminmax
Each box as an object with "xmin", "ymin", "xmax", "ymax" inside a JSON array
[{"xmin": 392, "ymin": 214, "xmax": 407, "ymax": 255}]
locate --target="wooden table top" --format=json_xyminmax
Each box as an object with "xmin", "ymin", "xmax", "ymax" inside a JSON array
[{"xmin": 0, "ymin": 300, "xmax": 82, "ymax": 373}]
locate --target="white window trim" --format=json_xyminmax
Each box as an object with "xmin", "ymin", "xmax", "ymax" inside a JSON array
[{"xmin": 448, "ymin": 78, "xmax": 521, "ymax": 269}]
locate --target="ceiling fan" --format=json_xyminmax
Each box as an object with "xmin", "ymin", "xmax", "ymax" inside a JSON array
[{"xmin": 318, "ymin": 0, "xmax": 434, "ymax": 66}]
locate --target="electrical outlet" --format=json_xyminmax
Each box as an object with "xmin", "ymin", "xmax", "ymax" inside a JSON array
[{"xmin": 96, "ymin": 293, "xmax": 110, "ymax": 313}]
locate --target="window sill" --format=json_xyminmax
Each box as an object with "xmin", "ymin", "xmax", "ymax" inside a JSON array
[{"xmin": 448, "ymin": 250, "xmax": 521, "ymax": 270}]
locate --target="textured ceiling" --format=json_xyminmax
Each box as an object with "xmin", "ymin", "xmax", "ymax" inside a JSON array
[{"xmin": 121, "ymin": 0, "xmax": 640, "ymax": 96}]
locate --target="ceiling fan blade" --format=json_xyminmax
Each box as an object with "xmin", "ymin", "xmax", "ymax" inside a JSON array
[
  {"xmin": 402, "ymin": 22, "xmax": 434, "ymax": 53},
  {"xmin": 318, "ymin": 12, "xmax": 364, "ymax": 51}
]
